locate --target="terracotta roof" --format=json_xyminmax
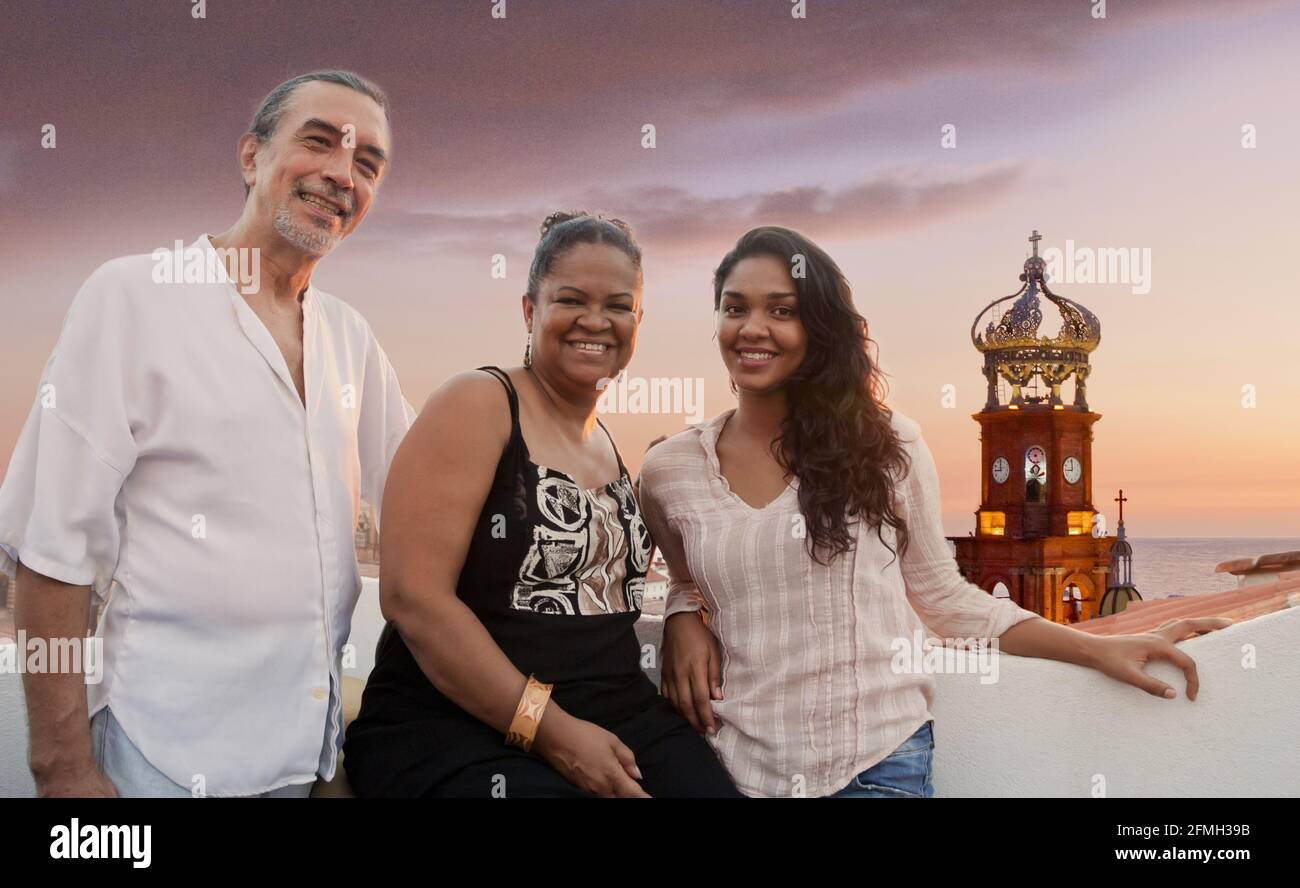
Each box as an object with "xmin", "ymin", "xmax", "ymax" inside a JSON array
[
  {"xmin": 1215, "ymin": 550, "xmax": 1300, "ymax": 575},
  {"xmin": 1077, "ymin": 570, "xmax": 1300, "ymax": 636}
]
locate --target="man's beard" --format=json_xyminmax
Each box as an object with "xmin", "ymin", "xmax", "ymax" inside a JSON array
[{"xmin": 272, "ymin": 196, "xmax": 345, "ymax": 256}]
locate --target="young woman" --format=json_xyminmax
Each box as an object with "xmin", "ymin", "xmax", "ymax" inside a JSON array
[
  {"xmin": 637, "ymin": 226, "xmax": 1230, "ymax": 798},
  {"xmin": 343, "ymin": 213, "xmax": 741, "ymax": 797}
]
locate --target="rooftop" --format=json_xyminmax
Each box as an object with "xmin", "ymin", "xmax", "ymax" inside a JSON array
[{"xmin": 1077, "ymin": 571, "xmax": 1300, "ymax": 636}]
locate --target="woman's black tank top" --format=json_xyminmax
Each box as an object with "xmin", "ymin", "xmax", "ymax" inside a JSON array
[{"xmin": 346, "ymin": 367, "xmax": 661, "ymax": 787}]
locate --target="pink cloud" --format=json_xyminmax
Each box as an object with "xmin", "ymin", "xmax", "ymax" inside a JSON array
[{"xmin": 355, "ymin": 163, "xmax": 1025, "ymax": 255}]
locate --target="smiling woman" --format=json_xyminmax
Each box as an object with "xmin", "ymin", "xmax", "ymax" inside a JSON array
[
  {"xmin": 341, "ymin": 212, "xmax": 744, "ymax": 798},
  {"xmin": 635, "ymin": 225, "xmax": 1039, "ymax": 796},
  {"xmin": 521, "ymin": 212, "xmax": 643, "ymax": 392},
  {"xmin": 709, "ymin": 225, "xmax": 911, "ymax": 563},
  {"xmin": 639, "ymin": 225, "xmax": 1233, "ymax": 799}
]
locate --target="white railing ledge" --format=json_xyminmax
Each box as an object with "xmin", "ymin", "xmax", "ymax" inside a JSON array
[{"xmin": 929, "ymin": 606, "xmax": 1300, "ymax": 797}]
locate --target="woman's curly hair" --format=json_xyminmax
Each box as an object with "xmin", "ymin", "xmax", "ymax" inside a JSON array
[{"xmin": 713, "ymin": 226, "xmax": 911, "ymax": 567}]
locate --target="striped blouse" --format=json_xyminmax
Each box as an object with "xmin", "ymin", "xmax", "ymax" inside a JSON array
[{"xmin": 637, "ymin": 407, "xmax": 1043, "ymax": 798}]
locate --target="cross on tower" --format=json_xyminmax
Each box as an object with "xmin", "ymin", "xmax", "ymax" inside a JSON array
[
  {"xmin": 1114, "ymin": 489, "xmax": 1128, "ymax": 524},
  {"xmin": 1029, "ymin": 230, "xmax": 1042, "ymax": 258}
]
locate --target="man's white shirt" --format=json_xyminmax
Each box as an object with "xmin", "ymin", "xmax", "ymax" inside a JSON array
[{"xmin": 0, "ymin": 234, "xmax": 416, "ymax": 795}]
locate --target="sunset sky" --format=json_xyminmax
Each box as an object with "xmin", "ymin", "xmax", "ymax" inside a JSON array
[{"xmin": 1, "ymin": 0, "xmax": 1297, "ymax": 537}]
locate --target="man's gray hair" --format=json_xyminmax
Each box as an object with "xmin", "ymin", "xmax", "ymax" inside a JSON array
[{"xmin": 243, "ymin": 70, "xmax": 390, "ymax": 197}]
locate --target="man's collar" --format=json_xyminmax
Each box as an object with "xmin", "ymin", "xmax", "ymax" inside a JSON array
[{"xmin": 196, "ymin": 232, "xmax": 316, "ymax": 311}]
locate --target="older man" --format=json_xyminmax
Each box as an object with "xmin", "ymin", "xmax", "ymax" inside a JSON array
[{"xmin": 0, "ymin": 70, "xmax": 415, "ymax": 797}]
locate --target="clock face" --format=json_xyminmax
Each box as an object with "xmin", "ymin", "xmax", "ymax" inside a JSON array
[
  {"xmin": 1063, "ymin": 456, "xmax": 1082, "ymax": 484},
  {"xmin": 1025, "ymin": 446, "xmax": 1047, "ymax": 483},
  {"xmin": 1024, "ymin": 444, "xmax": 1045, "ymax": 486},
  {"xmin": 992, "ymin": 457, "xmax": 1010, "ymax": 484}
]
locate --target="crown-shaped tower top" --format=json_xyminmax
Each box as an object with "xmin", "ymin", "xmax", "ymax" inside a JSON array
[{"xmin": 970, "ymin": 231, "xmax": 1102, "ymax": 411}]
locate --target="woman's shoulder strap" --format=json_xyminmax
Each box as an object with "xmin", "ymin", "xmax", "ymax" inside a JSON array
[
  {"xmin": 595, "ymin": 418, "xmax": 629, "ymax": 478},
  {"xmin": 475, "ymin": 365, "xmax": 520, "ymax": 428}
]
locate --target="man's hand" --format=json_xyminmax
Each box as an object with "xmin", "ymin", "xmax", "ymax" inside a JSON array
[
  {"xmin": 35, "ymin": 759, "xmax": 119, "ymax": 798},
  {"xmin": 16, "ymin": 562, "xmax": 111, "ymax": 797}
]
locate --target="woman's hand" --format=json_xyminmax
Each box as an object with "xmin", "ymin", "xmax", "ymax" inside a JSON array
[
  {"xmin": 1087, "ymin": 616, "xmax": 1233, "ymax": 700},
  {"xmin": 661, "ymin": 610, "xmax": 722, "ymax": 735},
  {"xmin": 533, "ymin": 707, "xmax": 650, "ymax": 798}
]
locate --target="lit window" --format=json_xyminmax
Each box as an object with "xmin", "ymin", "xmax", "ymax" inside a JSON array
[
  {"xmin": 979, "ymin": 511, "xmax": 1006, "ymax": 536},
  {"xmin": 1067, "ymin": 511, "xmax": 1093, "ymax": 535}
]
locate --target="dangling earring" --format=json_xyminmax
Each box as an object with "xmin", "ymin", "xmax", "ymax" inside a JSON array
[{"xmin": 523, "ymin": 330, "xmax": 533, "ymax": 368}]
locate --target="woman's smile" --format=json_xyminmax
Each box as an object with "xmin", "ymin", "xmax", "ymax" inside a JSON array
[
  {"xmin": 736, "ymin": 348, "xmax": 778, "ymax": 369},
  {"xmin": 567, "ymin": 338, "xmax": 615, "ymax": 358}
]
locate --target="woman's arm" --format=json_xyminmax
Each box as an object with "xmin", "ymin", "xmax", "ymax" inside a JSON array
[
  {"xmin": 998, "ymin": 614, "xmax": 1231, "ymax": 700},
  {"xmin": 638, "ymin": 450, "xmax": 722, "ymax": 735},
  {"xmin": 379, "ymin": 370, "xmax": 647, "ymax": 796},
  {"xmin": 897, "ymin": 428, "xmax": 1044, "ymax": 641},
  {"xmin": 895, "ymin": 419, "xmax": 1230, "ymax": 700}
]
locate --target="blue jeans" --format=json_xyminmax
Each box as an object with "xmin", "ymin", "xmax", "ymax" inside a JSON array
[
  {"xmin": 89, "ymin": 706, "xmax": 315, "ymax": 798},
  {"xmin": 828, "ymin": 720, "xmax": 935, "ymax": 798}
]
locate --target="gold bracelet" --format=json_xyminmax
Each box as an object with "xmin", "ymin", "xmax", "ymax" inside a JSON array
[{"xmin": 505, "ymin": 675, "xmax": 554, "ymax": 752}]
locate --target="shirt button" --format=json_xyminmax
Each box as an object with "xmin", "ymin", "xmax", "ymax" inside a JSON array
[{"xmin": 311, "ymin": 686, "xmax": 326, "ymax": 700}]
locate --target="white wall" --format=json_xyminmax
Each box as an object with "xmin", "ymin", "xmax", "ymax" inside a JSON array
[
  {"xmin": 345, "ymin": 577, "xmax": 384, "ymax": 680},
  {"xmin": 929, "ymin": 606, "xmax": 1300, "ymax": 797},
  {"xmin": 0, "ymin": 661, "xmax": 35, "ymax": 797}
]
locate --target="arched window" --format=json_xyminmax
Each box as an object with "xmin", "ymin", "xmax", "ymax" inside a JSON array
[{"xmin": 1025, "ymin": 445, "xmax": 1047, "ymax": 502}]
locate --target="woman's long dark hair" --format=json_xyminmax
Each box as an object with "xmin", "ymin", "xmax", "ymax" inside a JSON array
[{"xmin": 713, "ymin": 226, "xmax": 911, "ymax": 567}]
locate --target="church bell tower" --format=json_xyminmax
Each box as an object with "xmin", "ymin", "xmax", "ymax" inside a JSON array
[{"xmin": 948, "ymin": 232, "xmax": 1118, "ymax": 623}]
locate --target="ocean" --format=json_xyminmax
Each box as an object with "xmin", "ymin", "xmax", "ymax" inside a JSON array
[{"xmin": 1125, "ymin": 538, "xmax": 1300, "ymax": 599}]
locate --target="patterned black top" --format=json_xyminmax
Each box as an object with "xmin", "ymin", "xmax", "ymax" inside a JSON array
[{"xmin": 343, "ymin": 366, "xmax": 665, "ymax": 795}]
